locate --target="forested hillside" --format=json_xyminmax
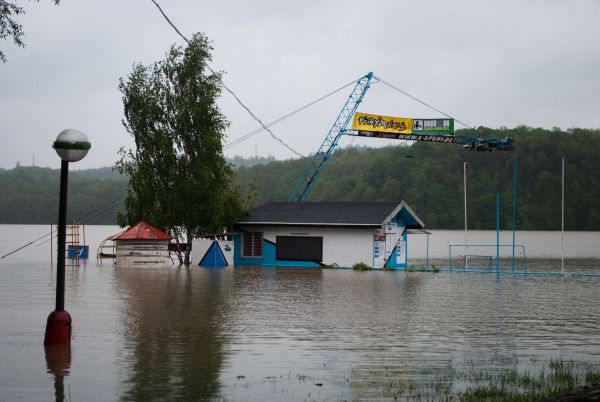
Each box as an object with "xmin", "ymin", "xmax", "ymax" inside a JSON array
[
  {"xmin": 0, "ymin": 127, "xmax": 598, "ymax": 229},
  {"xmin": 0, "ymin": 166, "xmax": 126, "ymax": 224},
  {"xmin": 234, "ymin": 126, "xmax": 600, "ymax": 230}
]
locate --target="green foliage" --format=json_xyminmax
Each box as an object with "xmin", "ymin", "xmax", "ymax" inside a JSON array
[
  {"xmin": 393, "ymin": 358, "xmax": 600, "ymax": 401},
  {"xmin": 1, "ymin": 126, "xmax": 599, "ymax": 230},
  {"xmin": 352, "ymin": 262, "xmax": 372, "ymax": 271},
  {"xmin": 0, "ymin": 166, "xmax": 124, "ymax": 224},
  {"xmin": 0, "ymin": 0, "xmax": 60, "ymax": 62},
  {"xmin": 235, "ymin": 126, "xmax": 600, "ymax": 230},
  {"xmin": 116, "ymin": 33, "xmax": 248, "ymax": 262},
  {"xmin": 228, "ymin": 155, "xmax": 275, "ymax": 167}
]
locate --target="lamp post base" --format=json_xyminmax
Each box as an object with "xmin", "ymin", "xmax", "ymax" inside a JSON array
[{"xmin": 44, "ymin": 310, "xmax": 72, "ymax": 345}]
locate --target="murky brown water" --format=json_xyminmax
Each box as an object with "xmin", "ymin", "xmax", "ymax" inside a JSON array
[{"xmin": 0, "ymin": 225, "xmax": 599, "ymax": 401}]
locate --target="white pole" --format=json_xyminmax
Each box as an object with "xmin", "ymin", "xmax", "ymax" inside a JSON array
[
  {"xmin": 561, "ymin": 157, "xmax": 565, "ymax": 275},
  {"xmin": 464, "ymin": 162, "xmax": 468, "ymax": 268}
]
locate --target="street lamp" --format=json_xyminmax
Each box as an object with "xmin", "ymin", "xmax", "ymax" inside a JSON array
[{"xmin": 44, "ymin": 129, "xmax": 90, "ymax": 345}]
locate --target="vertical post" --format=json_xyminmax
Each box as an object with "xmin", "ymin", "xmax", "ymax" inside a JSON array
[
  {"xmin": 512, "ymin": 159, "xmax": 517, "ymax": 274},
  {"xmin": 45, "ymin": 128, "xmax": 90, "ymax": 346},
  {"xmin": 496, "ymin": 193, "xmax": 500, "ymax": 275},
  {"xmin": 44, "ymin": 160, "xmax": 72, "ymax": 345},
  {"xmin": 561, "ymin": 157, "xmax": 565, "ymax": 275},
  {"xmin": 50, "ymin": 224, "xmax": 53, "ymax": 271},
  {"xmin": 426, "ymin": 232, "xmax": 430, "ymax": 269},
  {"xmin": 464, "ymin": 162, "xmax": 468, "ymax": 268},
  {"xmin": 56, "ymin": 160, "xmax": 68, "ymax": 311}
]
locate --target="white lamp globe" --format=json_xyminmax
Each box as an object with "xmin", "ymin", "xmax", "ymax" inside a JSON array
[{"xmin": 53, "ymin": 129, "xmax": 91, "ymax": 162}]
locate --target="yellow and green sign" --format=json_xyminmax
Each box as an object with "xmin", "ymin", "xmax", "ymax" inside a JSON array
[{"xmin": 352, "ymin": 112, "xmax": 454, "ymax": 136}]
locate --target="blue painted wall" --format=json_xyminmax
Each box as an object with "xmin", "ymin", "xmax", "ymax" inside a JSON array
[
  {"xmin": 234, "ymin": 208, "xmax": 415, "ymax": 269},
  {"xmin": 384, "ymin": 230, "xmax": 408, "ymax": 269},
  {"xmin": 233, "ymin": 234, "xmax": 320, "ymax": 267}
]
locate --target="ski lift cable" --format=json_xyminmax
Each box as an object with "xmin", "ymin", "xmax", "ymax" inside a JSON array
[
  {"xmin": 35, "ymin": 202, "xmax": 121, "ymax": 248},
  {"xmin": 224, "ymin": 79, "xmax": 357, "ymax": 150},
  {"xmin": 1, "ymin": 196, "xmax": 124, "ymax": 259},
  {"xmin": 149, "ymin": 0, "xmax": 305, "ymax": 158},
  {"xmin": 373, "ymin": 75, "xmax": 475, "ymax": 129}
]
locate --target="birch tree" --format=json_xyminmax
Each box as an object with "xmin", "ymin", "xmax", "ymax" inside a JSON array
[{"xmin": 116, "ymin": 33, "xmax": 247, "ymax": 265}]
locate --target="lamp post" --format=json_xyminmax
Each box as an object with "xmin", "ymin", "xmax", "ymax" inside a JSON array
[{"xmin": 44, "ymin": 129, "xmax": 90, "ymax": 345}]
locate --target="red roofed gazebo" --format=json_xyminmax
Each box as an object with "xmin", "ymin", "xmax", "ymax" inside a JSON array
[
  {"xmin": 112, "ymin": 221, "xmax": 173, "ymax": 268},
  {"xmin": 111, "ymin": 221, "xmax": 173, "ymax": 241}
]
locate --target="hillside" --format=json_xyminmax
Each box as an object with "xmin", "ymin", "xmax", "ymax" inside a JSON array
[
  {"xmin": 0, "ymin": 166, "xmax": 125, "ymax": 224},
  {"xmin": 0, "ymin": 126, "xmax": 598, "ymax": 229},
  {"xmin": 234, "ymin": 126, "xmax": 600, "ymax": 230}
]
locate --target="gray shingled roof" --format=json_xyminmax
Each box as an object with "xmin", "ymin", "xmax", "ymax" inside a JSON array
[{"xmin": 238, "ymin": 201, "xmax": 424, "ymax": 228}]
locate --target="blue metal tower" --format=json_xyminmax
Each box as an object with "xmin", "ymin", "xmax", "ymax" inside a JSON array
[{"xmin": 289, "ymin": 72, "xmax": 373, "ymax": 202}]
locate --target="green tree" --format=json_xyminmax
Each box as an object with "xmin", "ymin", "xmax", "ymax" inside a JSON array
[
  {"xmin": 116, "ymin": 33, "xmax": 247, "ymax": 265},
  {"xmin": 0, "ymin": 0, "xmax": 60, "ymax": 62}
]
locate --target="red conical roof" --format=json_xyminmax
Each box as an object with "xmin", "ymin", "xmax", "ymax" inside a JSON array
[{"xmin": 110, "ymin": 221, "xmax": 173, "ymax": 241}]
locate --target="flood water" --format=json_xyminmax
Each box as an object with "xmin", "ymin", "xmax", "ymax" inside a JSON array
[{"xmin": 0, "ymin": 225, "xmax": 599, "ymax": 401}]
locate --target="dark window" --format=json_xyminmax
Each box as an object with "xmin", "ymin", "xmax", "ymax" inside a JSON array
[
  {"xmin": 243, "ymin": 232, "xmax": 262, "ymax": 257},
  {"xmin": 276, "ymin": 236, "xmax": 323, "ymax": 262}
]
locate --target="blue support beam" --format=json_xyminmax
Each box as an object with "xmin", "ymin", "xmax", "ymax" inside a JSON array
[{"xmin": 289, "ymin": 72, "xmax": 373, "ymax": 202}]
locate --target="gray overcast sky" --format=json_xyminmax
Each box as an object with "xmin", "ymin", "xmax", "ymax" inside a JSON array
[{"xmin": 1, "ymin": 0, "xmax": 599, "ymax": 170}]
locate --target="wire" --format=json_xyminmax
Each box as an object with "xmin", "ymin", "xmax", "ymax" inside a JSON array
[
  {"xmin": 334, "ymin": 135, "xmax": 356, "ymax": 162},
  {"xmin": 373, "ymin": 75, "xmax": 474, "ymax": 129},
  {"xmin": 149, "ymin": 0, "xmax": 305, "ymax": 158},
  {"xmin": 73, "ymin": 196, "xmax": 124, "ymax": 223},
  {"xmin": 1, "ymin": 196, "xmax": 125, "ymax": 259},
  {"xmin": 224, "ymin": 79, "xmax": 357, "ymax": 150}
]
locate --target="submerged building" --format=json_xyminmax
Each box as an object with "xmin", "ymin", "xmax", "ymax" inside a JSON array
[
  {"xmin": 233, "ymin": 201, "xmax": 424, "ymax": 269},
  {"xmin": 111, "ymin": 221, "xmax": 173, "ymax": 268}
]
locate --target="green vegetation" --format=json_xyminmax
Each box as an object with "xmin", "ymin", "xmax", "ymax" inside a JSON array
[
  {"xmin": 0, "ymin": 0, "xmax": 60, "ymax": 62},
  {"xmin": 1, "ymin": 126, "xmax": 599, "ymax": 229},
  {"xmin": 236, "ymin": 126, "xmax": 600, "ymax": 230},
  {"xmin": 0, "ymin": 165, "xmax": 125, "ymax": 224},
  {"xmin": 116, "ymin": 33, "xmax": 247, "ymax": 264},
  {"xmin": 457, "ymin": 359, "xmax": 600, "ymax": 401},
  {"xmin": 365, "ymin": 358, "xmax": 600, "ymax": 401},
  {"xmin": 353, "ymin": 262, "xmax": 373, "ymax": 271}
]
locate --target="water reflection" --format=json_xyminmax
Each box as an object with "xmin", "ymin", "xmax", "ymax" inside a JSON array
[
  {"xmin": 114, "ymin": 267, "xmax": 233, "ymax": 401},
  {"xmin": 44, "ymin": 344, "xmax": 71, "ymax": 402}
]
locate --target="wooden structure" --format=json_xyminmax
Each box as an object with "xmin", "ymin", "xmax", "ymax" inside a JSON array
[{"xmin": 111, "ymin": 221, "xmax": 173, "ymax": 268}]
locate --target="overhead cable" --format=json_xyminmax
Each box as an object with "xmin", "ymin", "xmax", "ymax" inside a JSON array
[
  {"xmin": 373, "ymin": 75, "xmax": 474, "ymax": 129},
  {"xmin": 1, "ymin": 195, "xmax": 124, "ymax": 259},
  {"xmin": 149, "ymin": 0, "xmax": 306, "ymax": 158},
  {"xmin": 224, "ymin": 79, "xmax": 357, "ymax": 150}
]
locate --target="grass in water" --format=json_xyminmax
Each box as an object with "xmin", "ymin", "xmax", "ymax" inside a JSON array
[
  {"xmin": 396, "ymin": 359, "xmax": 600, "ymax": 401},
  {"xmin": 352, "ymin": 262, "xmax": 373, "ymax": 271}
]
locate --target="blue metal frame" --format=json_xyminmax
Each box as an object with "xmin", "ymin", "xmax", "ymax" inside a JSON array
[
  {"xmin": 449, "ymin": 243, "xmax": 527, "ymax": 274},
  {"xmin": 289, "ymin": 72, "xmax": 373, "ymax": 202}
]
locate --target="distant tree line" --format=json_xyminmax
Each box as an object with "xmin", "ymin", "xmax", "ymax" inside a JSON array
[
  {"xmin": 0, "ymin": 166, "xmax": 126, "ymax": 224},
  {"xmin": 0, "ymin": 126, "xmax": 598, "ymax": 229},
  {"xmin": 234, "ymin": 126, "xmax": 600, "ymax": 230},
  {"xmin": 227, "ymin": 155, "xmax": 275, "ymax": 167}
]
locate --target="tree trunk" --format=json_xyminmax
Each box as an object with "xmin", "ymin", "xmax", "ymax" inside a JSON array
[
  {"xmin": 175, "ymin": 234, "xmax": 184, "ymax": 265},
  {"xmin": 184, "ymin": 231, "xmax": 192, "ymax": 266}
]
